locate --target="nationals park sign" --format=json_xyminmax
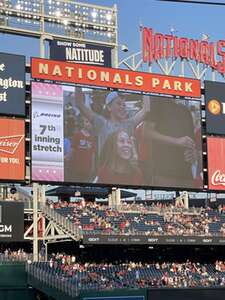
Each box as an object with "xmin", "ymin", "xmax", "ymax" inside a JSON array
[
  {"xmin": 31, "ymin": 58, "xmax": 200, "ymax": 97},
  {"xmin": 142, "ymin": 27, "xmax": 225, "ymax": 74}
]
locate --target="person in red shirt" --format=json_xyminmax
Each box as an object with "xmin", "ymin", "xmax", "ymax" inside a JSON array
[
  {"xmin": 135, "ymin": 120, "xmax": 154, "ymax": 185},
  {"xmin": 67, "ymin": 117, "xmax": 96, "ymax": 182},
  {"xmin": 95, "ymin": 129, "xmax": 144, "ymax": 186}
]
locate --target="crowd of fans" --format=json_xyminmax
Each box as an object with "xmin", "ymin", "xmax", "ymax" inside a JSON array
[
  {"xmin": 0, "ymin": 248, "xmax": 32, "ymax": 262},
  {"xmin": 31, "ymin": 253, "xmax": 225, "ymax": 290},
  {"xmin": 51, "ymin": 201, "xmax": 225, "ymax": 237},
  {"xmin": 2, "ymin": 200, "xmax": 225, "ymax": 295},
  {"xmin": 1, "ymin": 248, "xmax": 225, "ymax": 291}
]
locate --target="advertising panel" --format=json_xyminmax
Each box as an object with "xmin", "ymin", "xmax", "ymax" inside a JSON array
[
  {"xmin": 50, "ymin": 39, "xmax": 112, "ymax": 67},
  {"xmin": 0, "ymin": 118, "xmax": 25, "ymax": 181},
  {"xmin": 31, "ymin": 58, "xmax": 201, "ymax": 98},
  {"xmin": 0, "ymin": 53, "xmax": 25, "ymax": 116},
  {"xmin": 32, "ymin": 82, "xmax": 203, "ymax": 189},
  {"xmin": 84, "ymin": 297, "xmax": 144, "ymax": 300},
  {"xmin": 32, "ymin": 82, "xmax": 64, "ymax": 182},
  {"xmin": 207, "ymin": 137, "xmax": 225, "ymax": 191},
  {"xmin": 0, "ymin": 201, "xmax": 24, "ymax": 241},
  {"xmin": 147, "ymin": 288, "xmax": 225, "ymax": 300},
  {"xmin": 83, "ymin": 234, "xmax": 225, "ymax": 245},
  {"xmin": 205, "ymin": 80, "xmax": 225, "ymax": 135}
]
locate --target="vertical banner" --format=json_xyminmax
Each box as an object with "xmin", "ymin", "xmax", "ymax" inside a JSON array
[
  {"xmin": 0, "ymin": 118, "xmax": 25, "ymax": 181},
  {"xmin": 32, "ymin": 82, "xmax": 64, "ymax": 182}
]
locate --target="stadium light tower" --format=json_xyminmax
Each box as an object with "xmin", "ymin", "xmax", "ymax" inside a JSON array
[
  {"xmin": 0, "ymin": 1, "xmax": 118, "ymax": 262},
  {"xmin": 0, "ymin": 0, "xmax": 118, "ymax": 64}
]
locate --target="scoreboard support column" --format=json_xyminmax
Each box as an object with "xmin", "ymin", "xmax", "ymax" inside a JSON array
[{"xmin": 33, "ymin": 182, "xmax": 39, "ymax": 262}]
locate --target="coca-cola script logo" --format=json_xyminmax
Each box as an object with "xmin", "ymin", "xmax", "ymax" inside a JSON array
[
  {"xmin": 0, "ymin": 135, "xmax": 24, "ymax": 154},
  {"xmin": 211, "ymin": 170, "xmax": 225, "ymax": 186}
]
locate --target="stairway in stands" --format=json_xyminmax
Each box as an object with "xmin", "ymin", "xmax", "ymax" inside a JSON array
[{"xmin": 40, "ymin": 205, "xmax": 82, "ymax": 241}]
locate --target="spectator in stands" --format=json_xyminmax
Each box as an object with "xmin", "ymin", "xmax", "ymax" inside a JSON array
[
  {"xmin": 64, "ymin": 100, "xmax": 78, "ymax": 161},
  {"xmin": 31, "ymin": 253, "xmax": 225, "ymax": 292},
  {"xmin": 53, "ymin": 200, "xmax": 225, "ymax": 237},
  {"xmin": 94, "ymin": 129, "xmax": 144, "ymax": 185}
]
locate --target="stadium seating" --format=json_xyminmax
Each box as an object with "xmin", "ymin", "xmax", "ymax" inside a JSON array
[
  {"xmin": 52, "ymin": 202, "xmax": 225, "ymax": 237},
  {"xmin": 28, "ymin": 259, "xmax": 225, "ymax": 291}
]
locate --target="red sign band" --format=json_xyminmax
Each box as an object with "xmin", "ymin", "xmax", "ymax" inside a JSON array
[{"xmin": 31, "ymin": 58, "xmax": 201, "ymax": 98}]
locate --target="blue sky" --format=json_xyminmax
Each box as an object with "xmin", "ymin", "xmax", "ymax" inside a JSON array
[{"xmin": 1, "ymin": 0, "xmax": 225, "ymax": 61}]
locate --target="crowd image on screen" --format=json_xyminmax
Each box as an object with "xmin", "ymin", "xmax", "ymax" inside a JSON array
[{"xmin": 63, "ymin": 87, "xmax": 203, "ymax": 189}]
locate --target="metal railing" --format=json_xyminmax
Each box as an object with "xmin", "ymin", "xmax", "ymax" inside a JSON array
[
  {"xmin": 41, "ymin": 204, "xmax": 82, "ymax": 240},
  {"xmin": 117, "ymin": 204, "xmax": 202, "ymax": 215},
  {"xmin": 26, "ymin": 261, "xmax": 225, "ymax": 296},
  {"xmin": 0, "ymin": 253, "xmax": 33, "ymax": 263},
  {"xmin": 26, "ymin": 262, "xmax": 79, "ymax": 298},
  {"xmin": 0, "ymin": 252, "xmax": 47, "ymax": 263},
  {"xmin": 23, "ymin": 200, "xmax": 41, "ymax": 210}
]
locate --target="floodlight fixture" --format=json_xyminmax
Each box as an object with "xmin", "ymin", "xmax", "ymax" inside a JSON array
[
  {"xmin": 63, "ymin": 19, "xmax": 69, "ymax": 26},
  {"xmin": 15, "ymin": 4, "xmax": 22, "ymax": 10},
  {"xmin": 0, "ymin": 0, "xmax": 118, "ymax": 47},
  {"xmin": 106, "ymin": 13, "xmax": 112, "ymax": 21},
  {"xmin": 91, "ymin": 10, "xmax": 97, "ymax": 19},
  {"xmin": 55, "ymin": 10, "xmax": 61, "ymax": 17}
]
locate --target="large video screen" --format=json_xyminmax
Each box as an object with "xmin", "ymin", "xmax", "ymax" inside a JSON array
[{"xmin": 31, "ymin": 82, "xmax": 203, "ymax": 189}]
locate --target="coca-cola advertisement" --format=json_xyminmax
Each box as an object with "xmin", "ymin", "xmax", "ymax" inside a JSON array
[{"xmin": 207, "ymin": 137, "xmax": 225, "ymax": 190}]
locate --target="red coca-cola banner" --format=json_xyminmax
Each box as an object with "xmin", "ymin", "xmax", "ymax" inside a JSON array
[{"xmin": 207, "ymin": 137, "xmax": 225, "ymax": 190}]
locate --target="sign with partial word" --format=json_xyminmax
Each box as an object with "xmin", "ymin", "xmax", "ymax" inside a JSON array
[
  {"xmin": 0, "ymin": 201, "xmax": 24, "ymax": 241},
  {"xmin": 0, "ymin": 53, "xmax": 25, "ymax": 116}
]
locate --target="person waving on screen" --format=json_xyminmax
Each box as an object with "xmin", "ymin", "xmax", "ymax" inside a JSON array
[{"xmin": 75, "ymin": 88, "xmax": 151, "ymax": 158}]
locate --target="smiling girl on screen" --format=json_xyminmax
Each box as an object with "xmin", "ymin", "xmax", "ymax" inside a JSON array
[{"xmin": 94, "ymin": 129, "xmax": 144, "ymax": 186}]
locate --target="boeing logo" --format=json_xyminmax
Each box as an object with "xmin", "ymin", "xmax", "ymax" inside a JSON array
[{"xmin": 33, "ymin": 112, "xmax": 61, "ymax": 119}]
